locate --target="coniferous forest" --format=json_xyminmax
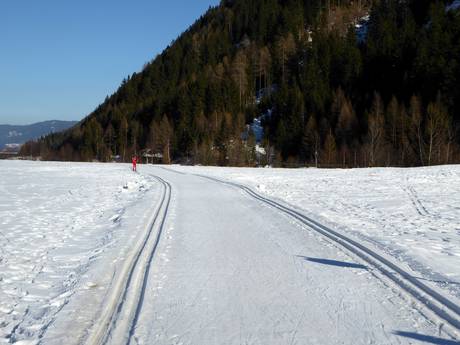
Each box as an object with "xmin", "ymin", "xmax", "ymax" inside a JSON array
[{"xmin": 22, "ymin": 0, "xmax": 460, "ymax": 167}]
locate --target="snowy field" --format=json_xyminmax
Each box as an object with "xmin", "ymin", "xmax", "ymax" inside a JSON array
[
  {"xmin": 170, "ymin": 165, "xmax": 460, "ymax": 301},
  {"xmin": 0, "ymin": 161, "xmax": 158, "ymax": 344},
  {"xmin": 1, "ymin": 161, "xmax": 460, "ymax": 344}
]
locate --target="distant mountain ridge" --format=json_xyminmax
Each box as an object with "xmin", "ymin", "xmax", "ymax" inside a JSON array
[{"xmin": 0, "ymin": 120, "xmax": 77, "ymax": 151}]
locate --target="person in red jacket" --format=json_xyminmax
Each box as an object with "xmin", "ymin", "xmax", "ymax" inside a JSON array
[{"xmin": 132, "ymin": 155, "xmax": 137, "ymax": 172}]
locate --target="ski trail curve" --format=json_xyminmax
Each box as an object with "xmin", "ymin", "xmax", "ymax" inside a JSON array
[
  {"xmin": 84, "ymin": 175, "xmax": 171, "ymax": 345},
  {"xmin": 187, "ymin": 171, "xmax": 460, "ymax": 339}
]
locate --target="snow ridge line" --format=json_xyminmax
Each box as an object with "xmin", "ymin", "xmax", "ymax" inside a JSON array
[
  {"xmin": 84, "ymin": 175, "xmax": 171, "ymax": 345},
  {"xmin": 194, "ymin": 173, "xmax": 460, "ymax": 338}
]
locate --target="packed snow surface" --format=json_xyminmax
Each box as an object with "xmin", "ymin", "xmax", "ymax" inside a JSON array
[
  {"xmin": 170, "ymin": 165, "xmax": 460, "ymax": 301},
  {"xmin": 1, "ymin": 161, "xmax": 459, "ymax": 344}
]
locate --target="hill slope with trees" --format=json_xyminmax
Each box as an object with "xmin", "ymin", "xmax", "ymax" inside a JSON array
[{"xmin": 23, "ymin": 0, "xmax": 460, "ymax": 167}]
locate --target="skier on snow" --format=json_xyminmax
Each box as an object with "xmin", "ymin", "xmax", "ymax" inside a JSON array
[{"xmin": 132, "ymin": 155, "xmax": 137, "ymax": 172}]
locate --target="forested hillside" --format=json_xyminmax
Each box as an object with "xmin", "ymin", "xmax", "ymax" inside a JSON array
[{"xmin": 23, "ymin": 0, "xmax": 460, "ymax": 167}]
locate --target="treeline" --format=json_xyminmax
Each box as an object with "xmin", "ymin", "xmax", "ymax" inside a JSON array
[
  {"xmin": 295, "ymin": 91, "xmax": 459, "ymax": 168},
  {"xmin": 24, "ymin": 0, "xmax": 460, "ymax": 167}
]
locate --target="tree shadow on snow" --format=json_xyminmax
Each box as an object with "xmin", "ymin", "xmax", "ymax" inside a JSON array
[
  {"xmin": 394, "ymin": 331, "xmax": 460, "ymax": 345},
  {"xmin": 296, "ymin": 256, "xmax": 368, "ymax": 270}
]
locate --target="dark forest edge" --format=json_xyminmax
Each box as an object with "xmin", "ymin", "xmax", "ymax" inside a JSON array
[{"xmin": 21, "ymin": 0, "xmax": 460, "ymax": 168}]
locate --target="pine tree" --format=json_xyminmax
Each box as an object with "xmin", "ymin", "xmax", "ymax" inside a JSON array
[
  {"xmin": 302, "ymin": 115, "xmax": 320, "ymax": 166},
  {"xmin": 334, "ymin": 89, "xmax": 358, "ymax": 148},
  {"xmin": 409, "ymin": 95, "xmax": 425, "ymax": 166},
  {"xmin": 367, "ymin": 93, "xmax": 385, "ymax": 167},
  {"xmin": 160, "ymin": 115, "xmax": 172, "ymax": 164},
  {"xmin": 130, "ymin": 120, "xmax": 140, "ymax": 156},
  {"xmin": 232, "ymin": 51, "xmax": 248, "ymax": 109},
  {"xmin": 397, "ymin": 104, "xmax": 411, "ymax": 166},
  {"xmin": 118, "ymin": 117, "xmax": 128, "ymax": 162},
  {"xmin": 275, "ymin": 33, "xmax": 296, "ymax": 85},
  {"xmin": 323, "ymin": 129, "xmax": 337, "ymax": 165}
]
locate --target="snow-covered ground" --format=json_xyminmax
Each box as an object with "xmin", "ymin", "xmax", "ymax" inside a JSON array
[
  {"xmin": 170, "ymin": 165, "xmax": 460, "ymax": 301},
  {"xmin": 0, "ymin": 161, "xmax": 158, "ymax": 344},
  {"xmin": 355, "ymin": 15, "xmax": 370, "ymax": 43},
  {"xmin": 2, "ymin": 161, "xmax": 460, "ymax": 344},
  {"xmin": 447, "ymin": 0, "xmax": 460, "ymax": 12}
]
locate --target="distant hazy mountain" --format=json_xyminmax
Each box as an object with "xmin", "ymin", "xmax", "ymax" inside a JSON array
[{"xmin": 0, "ymin": 120, "xmax": 77, "ymax": 151}]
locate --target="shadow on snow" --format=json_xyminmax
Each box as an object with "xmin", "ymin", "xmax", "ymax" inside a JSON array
[
  {"xmin": 296, "ymin": 256, "xmax": 368, "ymax": 270},
  {"xmin": 394, "ymin": 331, "xmax": 460, "ymax": 345}
]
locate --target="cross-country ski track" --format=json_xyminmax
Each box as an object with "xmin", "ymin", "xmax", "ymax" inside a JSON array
[
  {"xmin": 82, "ymin": 167, "xmax": 459, "ymax": 344},
  {"xmin": 2, "ymin": 162, "xmax": 460, "ymax": 345},
  {"xmin": 192, "ymin": 172, "xmax": 460, "ymax": 335},
  {"xmin": 85, "ymin": 175, "xmax": 171, "ymax": 345}
]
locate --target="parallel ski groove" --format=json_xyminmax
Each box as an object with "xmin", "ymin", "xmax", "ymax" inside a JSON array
[
  {"xmin": 127, "ymin": 176, "xmax": 171, "ymax": 344},
  {"xmin": 85, "ymin": 175, "xmax": 171, "ymax": 345},
  {"xmin": 195, "ymin": 173, "xmax": 460, "ymax": 337}
]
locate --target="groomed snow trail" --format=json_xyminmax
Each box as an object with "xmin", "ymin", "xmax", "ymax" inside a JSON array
[
  {"xmin": 168, "ymin": 165, "xmax": 460, "ymax": 302},
  {"xmin": 127, "ymin": 167, "xmax": 453, "ymax": 345},
  {"xmin": 2, "ymin": 162, "xmax": 459, "ymax": 344},
  {"xmin": 196, "ymin": 172, "xmax": 460, "ymax": 336},
  {"xmin": 85, "ymin": 176, "xmax": 171, "ymax": 345}
]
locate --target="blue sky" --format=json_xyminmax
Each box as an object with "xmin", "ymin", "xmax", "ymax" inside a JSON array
[{"xmin": 0, "ymin": 0, "xmax": 220, "ymax": 125}]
